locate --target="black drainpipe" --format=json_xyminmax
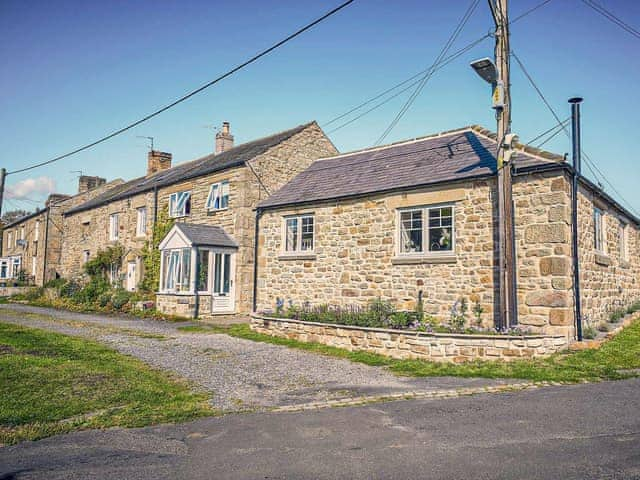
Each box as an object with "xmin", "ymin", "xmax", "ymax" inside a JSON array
[
  {"xmin": 252, "ymin": 208, "xmax": 262, "ymax": 313},
  {"xmin": 569, "ymin": 97, "xmax": 583, "ymax": 341}
]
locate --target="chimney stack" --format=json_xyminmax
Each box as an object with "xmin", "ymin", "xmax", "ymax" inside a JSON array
[
  {"xmin": 147, "ymin": 150, "xmax": 172, "ymax": 176},
  {"xmin": 46, "ymin": 193, "xmax": 71, "ymax": 208},
  {"xmin": 78, "ymin": 175, "xmax": 106, "ymax": 194},
  {"xmin": 215, "ymin": 122, "xmax": 234, "ymax": 154}
]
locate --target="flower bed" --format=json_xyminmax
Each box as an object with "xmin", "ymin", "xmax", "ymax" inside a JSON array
[{"xmin": 250, "ymin": 314, "xmax": 569, "ymax": 363}]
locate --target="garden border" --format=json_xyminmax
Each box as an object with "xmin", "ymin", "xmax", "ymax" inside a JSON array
[{"xmin": 250, "ymin": 314, "xmax": 570, "ymax": 362}]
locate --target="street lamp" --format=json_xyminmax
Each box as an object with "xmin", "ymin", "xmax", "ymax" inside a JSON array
[{"xmin": 470, "ymin": 57, "xmax": 504, "ymax": 109}]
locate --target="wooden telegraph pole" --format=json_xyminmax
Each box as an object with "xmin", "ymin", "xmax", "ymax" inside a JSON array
[{"xmin": 491, "ymin": 0, "xmax": 517, "ymax": 329}]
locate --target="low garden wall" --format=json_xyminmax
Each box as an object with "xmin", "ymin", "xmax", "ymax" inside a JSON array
[
  {"xmin": 0, "ymin": 286, "xmax": 33, "ymax": 297},
  {"xmin": 250, "ymin": 315, "xmax": 570, "ymax": 362}
]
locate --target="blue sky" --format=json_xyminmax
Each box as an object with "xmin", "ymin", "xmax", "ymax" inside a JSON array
[{"xmin": 1, "ymin": 0, "xmax": 638, "ymax": 215}]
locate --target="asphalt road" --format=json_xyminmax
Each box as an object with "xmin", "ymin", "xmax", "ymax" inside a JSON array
[{"xmin": 1, "ymin": 378, "xmax": 639, "ymax": 479}]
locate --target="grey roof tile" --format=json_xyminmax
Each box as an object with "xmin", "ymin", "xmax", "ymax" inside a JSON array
[
  {"xmin": 175, "ymin": 223, "xmax": 238, "ymax": 248},
  {"xmin": 65, "ymin": 122, "xmax": 315, "ymax": 216},
  {"xmin": 259, "ymin": 127, "xmax": 558, "ymax": 209}
]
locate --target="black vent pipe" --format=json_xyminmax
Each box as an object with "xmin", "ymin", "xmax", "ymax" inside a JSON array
[{"xmin": 569, "ymin": 97, "xmax": 583, "ymax": 341}]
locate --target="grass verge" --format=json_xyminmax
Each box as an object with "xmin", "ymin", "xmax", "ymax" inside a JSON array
[
  {"xmin": 0, "ymin": 322, "xmax": 214, "ymax": 446},
  {"xmin": 178, "ymin": 321, "xmax": 640, "ymax": 383}
]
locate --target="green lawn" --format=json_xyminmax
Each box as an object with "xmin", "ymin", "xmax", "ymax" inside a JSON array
[
  {"xmin": 0, "ymin": 322, "xmax": 213, "ymax": 446},
  {"xmin": 179, "ymin": 320, "xmax": 640, "ymax": 383}
]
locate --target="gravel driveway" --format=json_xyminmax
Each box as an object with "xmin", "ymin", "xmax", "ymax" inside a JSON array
[{"xmin": 0, "ymin": 304, "xmax": 517, "ymax": 412}]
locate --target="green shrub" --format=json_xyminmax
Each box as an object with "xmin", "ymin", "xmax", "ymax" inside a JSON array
[
  {"xmin": 59, "ymin": 280, "xmax": 81, "ymax": 298},
  {"xmin": 43, "ymin": 278, "xmax": 67, "ymax": 289},
  {"xmin": 23, "ymin": 287, "xmax": 45, "ymax": 301},
  {"xmin": 609, "ymin": 309, "xmax": 625, "ymax": 323},
  {"xmin": 387, "ymin": 311, "xmax": 413, "ymax": 329},
  {"xmin": 583, "ymin": 326, "xmax": 597, "ymax": 340},
  {"xmin": 111, "ymin": 290, "xmax": 132, "ymax": 310},
  {"xmin": 97, "ymin": 292, "xmax": 112, "ymax": 308}
]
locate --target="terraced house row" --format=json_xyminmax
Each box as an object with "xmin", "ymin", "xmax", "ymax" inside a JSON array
[{"xmin": 2, "ymin": 122, "xmax": 638, "ymax": 340}]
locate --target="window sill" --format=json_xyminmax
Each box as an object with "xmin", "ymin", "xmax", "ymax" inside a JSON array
[
  {"xmin": 156, "ymin": 291, "xmax": 195, "ymax": 296},
  {"xmin": 594, "ymin": 252, "xmax": 611, "ymax": 266},
  {"xmin": 207, "ymin": 207, "xmax": 229, "ymax": 214},
  {"xmin": 278, "ymin": 253, "xmax": 317, "ymax": 261},
  {"xmin": 391, "ymin": 254, "xmax": 457, "ymax": 265}
]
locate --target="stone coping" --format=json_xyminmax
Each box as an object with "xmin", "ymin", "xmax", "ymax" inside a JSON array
[{"xmin": 251, "ymin": 313, "xmax": 567, "ymax": 341}]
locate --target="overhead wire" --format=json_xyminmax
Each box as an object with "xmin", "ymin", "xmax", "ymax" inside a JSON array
[
  {"xmin": 511, "ymin": 50, "xmax": 639, "ymax": 217},
  {"xmin": 374, "ymin": 0, "xmax": 481, "ymax": 146},
  {"xmin": 7, "ymin": 0, "xmax": 356, "ymax": 176},
  {"xmin": 580, "ymin": 0, "xmax": 640, "ymax": 40}
]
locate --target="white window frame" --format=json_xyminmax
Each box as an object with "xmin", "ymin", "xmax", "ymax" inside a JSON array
[
  {"xmin": 11, "ymin": 256, "xmax": 21, "ymax": 278},
  {"xmin": 160, "ymin": 247, "xmax": 192, "ymax": 293},
  {"xmin": 594, "ymin": 207, "xmax": 605, "ymax": 253},
  {"xmin": 196, "ymin": 248, "xmax": 211, "ymax": 293},
  {"xmin": 109, "ymin": 213, "xmax": 119, "ymax": 241},
  {"xmin": 206, "ymin": 180, "xmax": 230, "ymax": 211},
  {"xmin": 619, "ymin": 221, "xmax": 628, "ymax": 261},
  {"xmin": 282, "ymin": 215, "xmax": 315, "ymax": 253},
  {"xmin": 397, "ymin": 204, "xmax": 455, "ymax": 256},
  {"xmin": 20, "ymin": 226, "xmax": 24, "ymax": 240},
  {"xmin": 0, "ymin": 259, "xmax": 7, "ymax": 279},
  {"xmin": 136, "ymin": 207, "xmax": 147, "ymax": 237},
  {"xmin": 169, "ymin": 191, "xmax": 191, "ymax": 218},
  {"xmin": 31, "ymin": 256, "xmax": 37, "ymax": 277},
  {"xmin": 7, "ymin": 232, "xmax": 12, "ymax": 249},
  {"xmin": 34, "ymin": 221, "xmax": 40, "ymax": 241}
]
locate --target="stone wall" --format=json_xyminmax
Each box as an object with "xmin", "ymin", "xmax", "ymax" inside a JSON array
[
  {"xmin": 512, "ymin": 171, "xmax": 575, "ymax": 336},
  {"xmin": 60, "ymin": 123, "xmax": 337, "ymax": 316},
  {"xmin": 576, "ymin": 182, "xmax": 640, "ymax": 326},
  {"xmin": 1, "ymin": 211, "xmax": 47, "ymax": 285},
  {"xmin": 256, "ymin": 179, "xmax": 499, "ymax": 326},
  {"xmin": 251, "ymin": 315, "xmax": 569, "ymax": 362}
]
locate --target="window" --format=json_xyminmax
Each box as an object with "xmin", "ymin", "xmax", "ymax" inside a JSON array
[
  {"xmin": 169, "ymin": 191, "xmax": 191, "ymax": 218},
  {"xmin": 206, "ymin": 181, "xmax": 230, "ymax": 211},
  {"xmin": 109, "ymin": 213, "xmax": 119, "ymax": 241},
  {"xmin": 83, "ymin": 250, "xmax": 90, "ymax": 264},
  {"xmin": 197, "ymin": 249, "xmax": 210, "ymax": 292},
  {"xmin": 284, "ymin": 215, "xmax": 314, "ymax": 253},
  {"xmin": 7, "ymin": 232, "xmax": 12, "ymax": 249},
  {"xmin": 33, "ymin": 241, "xmax": 38, "ymax": 256},
  {"xmin": 399, "ymin": 205, "xmax": 454, "ymax": 254},
  {"xmin": 34, "ymin": 221, "xmax": 40, "ymax": 241},
  {"xmin": 11, "ymin": 257, "xmax": 20, "ymax": 277},
  {"xmin": 109, "ymin": 263, "xmax": 120, "ymax": 286},
  {"xmin": 594, "ymin": 208, "xmax": 605, "ymax": 252},
  {"xmin": 136, "ymin": 207, "xmax": 147, "ymax": 236},
  {"xmin": 0, "ymin": 260, "xmax": 7, "ymax": 279},
  {"xmin": 32, "ymin": 257, "xmax": 37, "ymax": 277},
  {"xmin": 20, "ymin": 226, "xmax": 24, "ymax": 240},
  {"xmin": 161, "ymin": 248, "xmax": 191, "ymax": 292},
  {"xmin": 620, "ymin": 222, "xmax": 628, "ymax": 261}
]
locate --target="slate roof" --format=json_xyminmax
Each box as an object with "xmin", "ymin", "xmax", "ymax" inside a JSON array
[
  {"xmin": 258, "ymin": 126, "xmax": 560, "ymax": 209},
  {"xmin": 175, "ymin": 223, "xmax": 238, "ymax": 248},
  {"xmin": 65, "ymin": 122, "xmax": 316, "ymax": 216}
]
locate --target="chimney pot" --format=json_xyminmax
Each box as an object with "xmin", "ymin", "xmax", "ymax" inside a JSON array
[
  {"xmin": 78, "ymin": 175, "xmax": 106, "ymax": 194},
  {"xmin": 147, "ymin": 150, "xmax": 172, "ymax": 176},
  {"xmin": 215, "ymin": 122, "xmax": 234, "ymax": 154}
]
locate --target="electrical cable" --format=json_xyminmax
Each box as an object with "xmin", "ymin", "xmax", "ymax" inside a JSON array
[
  {"xmin": 7, "ymin": 0, "xmax": 355, "ymax": 176},
  {"xmin": 580, "ymin": 0, "xmax": 640, "ymax": 40}
]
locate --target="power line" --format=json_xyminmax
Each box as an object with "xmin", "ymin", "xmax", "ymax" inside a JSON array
[
  {"xmin": 374, "ymin": 0, "xmax": 481, "ymax": 146},
  {"xmin": 580, "ymin": 0, "xmax": 640, "ymax": 40},
  {"xmin": 524, "ymin": 117, "xmax": 570, "ymax": 145},
  {"xmin": 511, "ymin": 50, "xmax": 640, "ymax": 217},
  {"xmin": 323, "ymin": 0, "xmax": 555, "ymax": 136},
  {"xmin": 7, "ymin": 0, "xmax": 355, "ymax": 176}
]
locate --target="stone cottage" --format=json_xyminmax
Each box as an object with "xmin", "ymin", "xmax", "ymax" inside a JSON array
[
  {"xmin": 0, "ymin": 176, "xmax": 120, "ymax": 285},
  {"xmin": 61, "ymin": 122, "xmax": 337, "ymax": 316},
  {"xmin": 254, "ymin": 125, "xmax": 640, "ymax": 338}
]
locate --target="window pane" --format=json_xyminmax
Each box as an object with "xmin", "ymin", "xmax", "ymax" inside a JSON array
[
  {"xmin": 181, "ymin": 249, "xmax": 191, "ymax": 291},
  {"xmin": 207, "ymin": 184, "xmax": 219, "ymax": 209},
  {"xmin": 197, "ymin": 249, "xmax": 209, "ymax": 291},
  {"xmin": 221, "ymin": 181, "xmax": 230, "ymax": 209},
  {"xmin": 214, "ymin": 253, "xmax": 222, "ymax": 292},
  {"xmin": 286, "ymin": 218, "xmax": 298, "ymax": 252},
  {"xmin": 400, "ymin": 210, "xmax": 422, "ymax": 253},
  {"xmin": 223, "ymin": 254, "xmax": 231, "ymax": 293},
  {"xmin": 301, "ymin": 217, "xmax": 314, "ymax": 251}
]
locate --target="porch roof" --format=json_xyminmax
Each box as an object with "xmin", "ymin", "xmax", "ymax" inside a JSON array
[{"xmin": 169, "ymin": 223, "xmax": 238, "ymax": 249}]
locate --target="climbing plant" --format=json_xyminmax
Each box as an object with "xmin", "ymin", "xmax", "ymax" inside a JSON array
[
  {"xmin": 84, "ymin": 244, "xmax": 124, "ymax": 280},
  {"xmin": 139, "ymin": 207, "xmax": 174, "ymax": 293}
]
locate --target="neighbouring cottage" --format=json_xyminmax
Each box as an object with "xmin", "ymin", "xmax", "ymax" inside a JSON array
[
  {"xmin": 0, "ymin": 176, "xmax": 121, "ymax": 285},
  {"xmin": 61, "ymin": 122, "xmax": 337, "ymax": 317},
  {"xmin": 254, "ymin": 125, "xmax": 640, "ymax": 339}
]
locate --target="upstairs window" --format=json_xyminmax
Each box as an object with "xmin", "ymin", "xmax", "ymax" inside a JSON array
[
  {"xmin": 594, "ymin": 208, "xmax": 605, "ymax": 253},
  {"xmin": 169, "ymin": 191, "xmax": 191, "ymax": 218},
  {"xmin": 109, "ymin": 213, "xmax": 119, "ymax": 241},
  {"xmin": 399, "ymin": 205, "xmax": 454, "ymax": 254},
  {"xmin": 20, "ymin": 226, "xmax": 24, "ymax": 240},
  {"xmin": 7, "ymin": 232, "xmax": 12, "ymax": 249},
  {"xmin": 136, "ymin": 207, "xmax": 147, "ymax": 236},
  {"xmin": 619, "ymin": 222, "xmax": 628, "ymax": 261},
  {"xmin": 34, "ymin": 221, "xmax": 40, "ymax": 241},
  {"xmin": 206, "ymin": 180, "xmax": 230, "ymax": 211},
  {"xmin": 284, "ymin": 215, "xmax": 314, "ymax": 253}
]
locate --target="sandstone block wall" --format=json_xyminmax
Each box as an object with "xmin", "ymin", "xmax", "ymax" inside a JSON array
[
  {"xmin": 256, "ymin": 180, "xmax": 499, "ymax": 326},
  {"xmin": 251, "ymin": 315, "xmax": 569, "ymax": 362}
]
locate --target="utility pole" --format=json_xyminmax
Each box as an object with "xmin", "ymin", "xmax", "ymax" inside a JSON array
[{"xmin": 491, "ymin": 0, "xmax": 517, "ymax": 329}]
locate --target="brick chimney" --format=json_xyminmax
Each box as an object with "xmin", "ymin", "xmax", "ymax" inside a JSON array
[
  {"xmin": 78, "ymin": 175, "xmax": 106, "ymax": 194},
  {"xmin": 46, "ymin": 193, "xmax": 71, "ymax": 208},
  {"xmin": 147, "ymin": 150, "xmax": 172, "ymax": 176},
  {"xmin": 215, "ymin": 122, "xmax": 234, "ymax": 154}
]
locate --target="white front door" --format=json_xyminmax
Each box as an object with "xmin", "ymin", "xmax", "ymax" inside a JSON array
[
  {"xmin": 126, "ymin": 261, "xmax": 137, "ymax": 292},
  {"xmin": 211, "ymin": 252, "xmax": 235, "ymax": 314}
]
